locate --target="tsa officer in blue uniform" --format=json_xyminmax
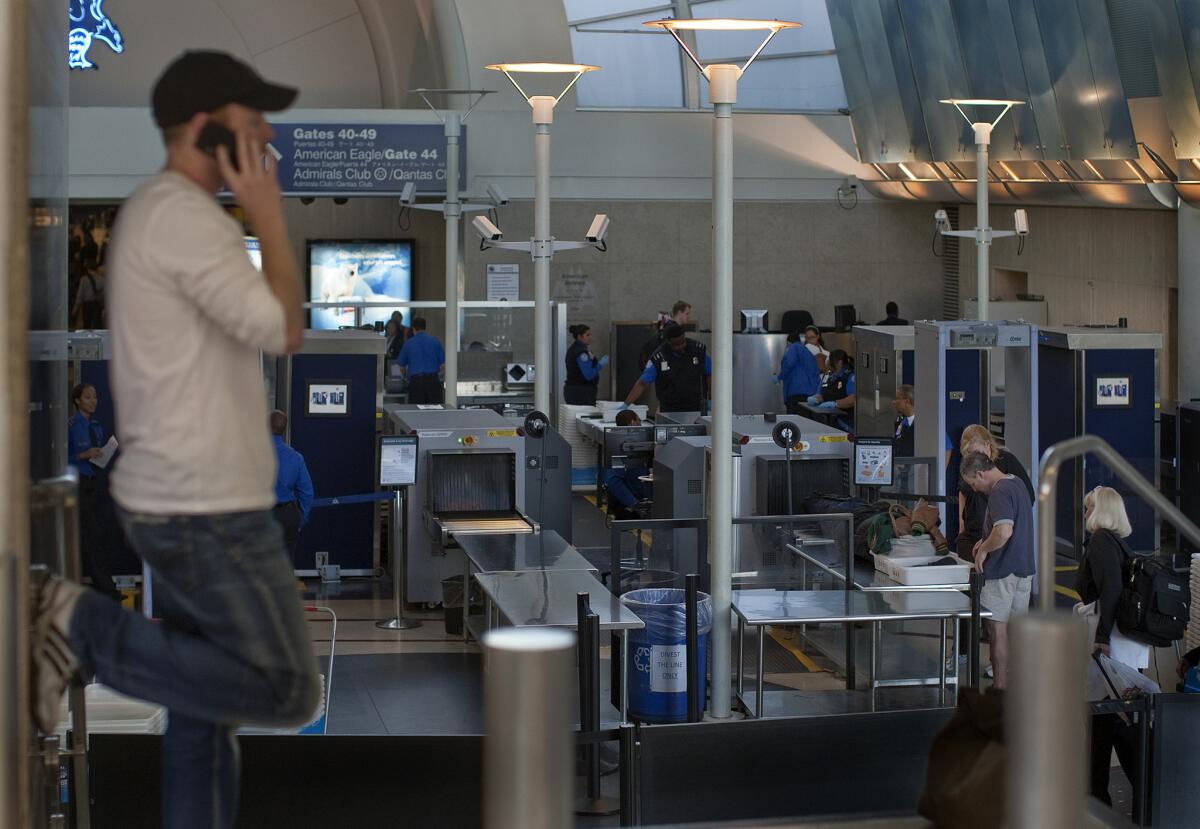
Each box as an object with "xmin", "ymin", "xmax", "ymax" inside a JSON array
[
  {"xmin": 563, "ymin": 323, "xmax": 609, "ymax": 406},
  {"xmin": 603, "ymin": 409, "xmax": 651, "ymax": 518},
  {"xmin": 397, "ymin": 316, "xmax": 446, "ymax": 404},
  {"xmin": 621, "ymin": 323, "xmax": 711, "ymax": 415},
  {"xmin": 67, "ymin": 382, "xmax": 121, "ymax": 599},
  {"xmin": 807, "ymin": 348, "xmax": 856, "ymax": 431},
  {"xmin": 775, "ymin": 331, "xmax": 821, "ymax": 414},
  {"xmin": 269, "ymin": 410, "xmax": 314, "ymax": 560}
]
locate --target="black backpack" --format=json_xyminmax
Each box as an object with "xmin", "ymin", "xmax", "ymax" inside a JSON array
[{"xmin": 1115, "ymin": 542, "xmax": 1191, "ymax": 647}]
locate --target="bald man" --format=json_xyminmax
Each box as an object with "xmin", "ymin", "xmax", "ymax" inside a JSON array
[{"xmin": 271, "ymin": 410, "xmax": 314, "ymax": 560}]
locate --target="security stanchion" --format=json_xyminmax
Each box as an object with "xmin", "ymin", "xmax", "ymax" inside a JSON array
[
  {"xmin": 685, "ymin": 573, "xmax": 701, "ymax": 722},
  {"xmin": 968, "ymin": 570, "xmax": 983, "ymax": 690},
  {"xmin": 576, "ymin": 592, "xmax": 618, "ymax": 816},
  {"xmin": 376, "ymin": 433, "xmax": 421, "ymax": 630}
]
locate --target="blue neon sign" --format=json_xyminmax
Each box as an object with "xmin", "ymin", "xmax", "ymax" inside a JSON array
[{"xmin": 69, "ymin": 0, "xmax": 123, "ymax": 70}]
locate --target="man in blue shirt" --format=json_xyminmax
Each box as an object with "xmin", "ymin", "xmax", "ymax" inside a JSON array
[
  {"xmin": 398, "ymin": 316, "xmax": 445, "ymax": 404},
  {"xmin": 67, "ymin": 382, "xmax": 121, "ymax": 600},
  {"xmin": 960, "ymin": 451, "xmax": 1035, "ymax": 689},
  {"xmin": 270, "ymin": 410, "xmax": 314, "ymax": 561}
]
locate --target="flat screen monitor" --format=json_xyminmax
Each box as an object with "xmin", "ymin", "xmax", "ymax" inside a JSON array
[
  {"xmin": 834, "ymin": 304, "xmax": 857, "ymax": 332},
  {"xmin": 307, "ymin": 239, "xmax": 413, "ymax": 330},
  {"xmin": 379, "ymin": 435, "xmax": 418, "ymax": 487}
]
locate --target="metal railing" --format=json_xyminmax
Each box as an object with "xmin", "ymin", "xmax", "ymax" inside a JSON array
[
  {"xmin": 1037, "ymin": 434, "xmax": 1200, "ymax": 610},
  {"xmin": 28, "ymin": 471, "xmax": 90, "ymax": 829}
]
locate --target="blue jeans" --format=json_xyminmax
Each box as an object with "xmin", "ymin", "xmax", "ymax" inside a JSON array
[{"xmin": 69, "ymin": 509, "xmax": 321, "ymax": 829}]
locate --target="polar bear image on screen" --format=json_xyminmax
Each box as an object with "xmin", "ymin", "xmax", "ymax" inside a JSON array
[{"xmin": 307, "ymin": 240, "xmax": 413, "ymax": 330}]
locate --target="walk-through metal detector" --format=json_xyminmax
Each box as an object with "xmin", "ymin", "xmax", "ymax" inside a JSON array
[
  {"xmin": 915, "ymin": 321, "xmax": 1038, "ymax": 538},
  {"xmin": 1037, "ymin": 327, "xmax": 1160, "ymax": 555}
]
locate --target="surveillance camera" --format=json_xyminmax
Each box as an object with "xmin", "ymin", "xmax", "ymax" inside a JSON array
[
  {"xmin": 934, "ymin": 208, "xmax": 951, "ymax": 232},
  {"xmin": 842, "ymin": 175, "xmax": 859, "ymax": 191},
  {"xmin": 486, "ymin": 183, "xmax": 508, "ymax": 207},
  {"xmin": 1013, "ymin": 208, "xmax": 1030, "ymax": 236},
  {"xmin": 585, "ymin": 214, "xmax": 610, "ymax": 244},
  {"xmin": 472, "ymin": 215, "xmax": 503, "ymax": 241},
  {"xmin": 399, "ymin": 181, "xmax": 416, "ymax": 205}
]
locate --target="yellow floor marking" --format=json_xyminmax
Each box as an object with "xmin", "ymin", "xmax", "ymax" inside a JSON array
[
  {"xmin": 768, "ymin": 628, "xmax": 825, "ymax": 673},
  {"xmin": 1055, "ymin": 584, "xmax": 1082, "ymax": 601}
]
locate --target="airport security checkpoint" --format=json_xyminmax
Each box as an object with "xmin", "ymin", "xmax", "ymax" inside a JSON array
[{"xmin": 14, "ymin": 4, "xmax": 1200, "ymax": 829}]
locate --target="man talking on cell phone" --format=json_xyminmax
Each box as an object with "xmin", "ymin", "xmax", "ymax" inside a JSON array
[{"xmin": 28, "ymin": 51, "xmax": 320, "ymax": 829}]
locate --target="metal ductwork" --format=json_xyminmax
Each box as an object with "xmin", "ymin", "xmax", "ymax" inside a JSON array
[{"xmin": 828, "ymin": 0, "xmax": 1200, "ymax": 209}]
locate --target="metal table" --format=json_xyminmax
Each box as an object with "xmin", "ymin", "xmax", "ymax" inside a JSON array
[
  {"xmin": 785, "ymin": 543, "xmax": 985, "ymax": 694},
  {"xmin": 473, "ymin": 569, "xmax": 645, "ymax": 722},
  {"xmin": 731, "ymin": 589, "xmax": 982, "ymax": 718},
  {"xmin": 458, "ymin": 531, "xmax": 598, "ymax": 641}
]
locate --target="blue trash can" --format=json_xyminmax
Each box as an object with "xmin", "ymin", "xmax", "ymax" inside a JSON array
[{"xmin": 620, "ymin": 588, "xmax": 712, "ymax": 723}]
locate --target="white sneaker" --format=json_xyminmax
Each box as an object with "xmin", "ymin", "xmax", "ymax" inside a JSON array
[
  {"xmin": 30, "ymin": 570, "xmax": 84, "ymax": 734},
  {"xmin": 985, "ymin": 663, "xmax": 994, "ymax": 680}
]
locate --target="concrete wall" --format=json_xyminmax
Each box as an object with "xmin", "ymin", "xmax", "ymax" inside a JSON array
[{"xmin": 957, "ymin": 205, "xmax": 1177, "ymax": 399}]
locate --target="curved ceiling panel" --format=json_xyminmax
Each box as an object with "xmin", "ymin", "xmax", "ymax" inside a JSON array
[{"xmin": 67, "ymin": 0, "xmax": 452, "ymax": 109}]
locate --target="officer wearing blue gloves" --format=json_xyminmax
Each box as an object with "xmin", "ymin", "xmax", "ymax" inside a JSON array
[
  {"xmin": 776, "ymin": 331, "xmax": 821, "ymax": 414},
  {"xmin": 563, "ymin": 323, "xmax": 609, "ymax": 405},
  {"xmin": 806, "ymin": 348, "xmax": 856, "ymax": 431},
  {"xmin": 604, "ymin": 409, "xmax": 651, "ymax": 518},
  {"xmin": 398, "ymin": 316, "xmax": 445, "ymax": 404},
  {"xmin": 622, "ymin": 323, "xmax": 711, "ymax": 416},
  {"xmin": 270, "ymin": 410, "xmax": 314, "ymax": 561}
]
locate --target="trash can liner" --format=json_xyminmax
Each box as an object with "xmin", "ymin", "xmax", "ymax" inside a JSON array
[{"xmin": 620, "ymin": 589, "xmax": 712, "ymax": 640}]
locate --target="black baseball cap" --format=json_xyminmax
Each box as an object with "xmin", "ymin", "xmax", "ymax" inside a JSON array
[{"xmin": 151, "ymin": 50, "xmax": 297, "ymax": 128}]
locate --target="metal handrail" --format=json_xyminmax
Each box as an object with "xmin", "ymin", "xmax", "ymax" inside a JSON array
[{"xmin": 1037, "ymin": 434, "xmax": 1200, "ymax": 610}]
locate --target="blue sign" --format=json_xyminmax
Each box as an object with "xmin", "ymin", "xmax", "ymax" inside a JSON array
[
  {"xmin": 69, "ymin": 0, "xmax": 124, "ymax": 70},
  {"xmin": 270, "ymin": 123, "xmax": 466, "ymax": 196}
]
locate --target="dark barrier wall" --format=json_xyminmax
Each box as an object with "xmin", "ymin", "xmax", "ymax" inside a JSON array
[
  {"xmin": 288, "ymin": 353, "xmax": 379, "ymax": 571},
  {"xmin": 90, "ymin": 734, "xmax": 484, "ymax": 829},
  {"xmin": 634, "ymin": 707, "xmax": 953, "ymax": 825}
]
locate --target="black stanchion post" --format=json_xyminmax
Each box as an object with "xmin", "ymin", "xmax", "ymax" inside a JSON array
[
  {"xmin": 969, "ymin": 570, "xmax": 983, "ymax": 690},
  {"xmin": 576, "ymin": 593, "xmax": 617, "ymax": 815},
  {"xmin": 577, "ymin": 592, "xmax": 592, "ymax": 734},
  {"xmin": 685, "ymin": 573, "xmax": 700, "ymax": 722},
  {"xmin": 1136, "ymin": 698, "xmax": 1149, "ymax": 826}
]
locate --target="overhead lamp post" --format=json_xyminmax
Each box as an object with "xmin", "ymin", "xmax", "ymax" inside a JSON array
[
  {"xmin": 645, "ymin": 17, "xmax": 801, "ymax": 720},
  {"xmin": 403, "ymin": 88, "xmax": 496, "ymax": 408},
  {"xmin": 481, "ymin": 63, "xmax": 609, "ymax": 418},
  {"xmin": 937, "ymin": 99, "xmax": 1028, "ymax": 322}
]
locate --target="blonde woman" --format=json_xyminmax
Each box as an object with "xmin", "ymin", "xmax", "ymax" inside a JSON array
[
  {"xmin": 955, "ymin": 425, "xmax": 1033, "ymax": 559},
  {"xmin": 1078, "ymin": 485, "xmax": 1148, "ymax": 808}
]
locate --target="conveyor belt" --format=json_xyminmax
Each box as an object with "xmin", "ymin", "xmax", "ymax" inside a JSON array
[{"xmin": 433, "ymin": 513, "xmax": 535, "ymax": 537}]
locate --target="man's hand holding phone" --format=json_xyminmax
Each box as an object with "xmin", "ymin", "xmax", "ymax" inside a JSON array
[{"xmin": 211, "ymin": 125, "xmax": 283, "ymax": 234}]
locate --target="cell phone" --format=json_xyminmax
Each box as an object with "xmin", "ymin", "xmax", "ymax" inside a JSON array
[{"xmin": 195, "ymin": 122, "xmax": 239, "ymax": 171}]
